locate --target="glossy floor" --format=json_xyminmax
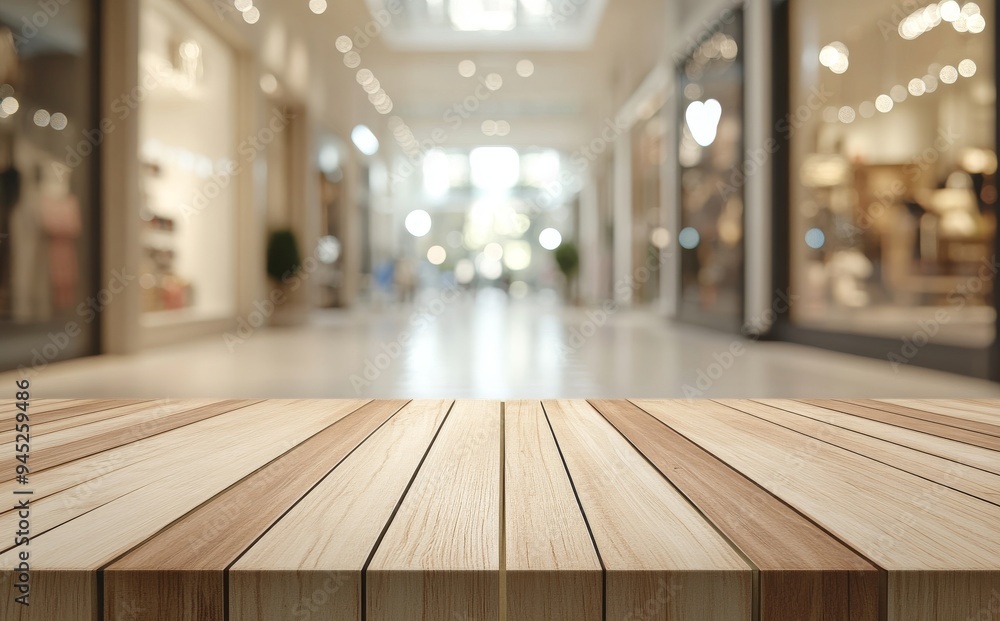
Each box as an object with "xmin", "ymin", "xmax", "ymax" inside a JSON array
[{"xmin": 7, "ymin": 288, "xmax": 1000, "ymax": 399}]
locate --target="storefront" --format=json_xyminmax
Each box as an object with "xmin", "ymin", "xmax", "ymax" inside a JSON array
[
  {"xmin": 772, "ymin": 0, "xmax": 1000, "ymax": 379},
  {"xmin": 137, "ymin": 0, "xmax": 239, "ymax": 328},
  {"xmin": 676, "ymin": 9, "xmax": 746, "ymax": 331},
  {"xmin": 0, "ymin": 0, "xmax": 101, "ymax": 372}
]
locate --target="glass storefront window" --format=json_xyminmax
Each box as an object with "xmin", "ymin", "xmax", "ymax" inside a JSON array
[
  {"xmin": 677, "ymin": 11, "xmax": 745, "ymax": 330},
  {"xmin": 138, "ymin": 0, "xmax": 237, "ymax": 320},
  {"xmin": 0, "ymin": 2, "xmax": 99, "ymax": 369},
  {"xmin": 789, "ymin": 0, "xmax": 996, "ymax": 347}
]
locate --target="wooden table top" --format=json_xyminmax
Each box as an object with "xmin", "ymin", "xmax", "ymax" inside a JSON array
[{"xmin": 1, "ymin": 398, "xmax": 999, "ymax": 621}]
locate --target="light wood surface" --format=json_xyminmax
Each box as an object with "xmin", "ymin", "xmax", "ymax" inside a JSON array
[
  {"xmin": 230, "ymin": 399, "xmax": 451, "ymax": 621},
  {"xmin": 632, "ymin": 398, "xmax": 1000, "ymax": 620},
  {"xmin": 504, "ymin": 400, "xmax": 602, "ymax": 621},
  {"xmin": 544, "ymin": 399, "xmax": 753, "ymax": 620},
  {"xmin": 367, "ymin": 400, "xmax": 502, "ymax": 621},
  {"xmin": 0, "ymin": 399, "xmax": 996, "ymax": 620},
  {"xmin": 591, "ymin": 399, "xmax": 878, "ymax": 621}
]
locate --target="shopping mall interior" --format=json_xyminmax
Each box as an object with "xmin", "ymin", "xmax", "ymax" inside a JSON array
[{"xmin": 0, "ymin": 0, "xmax": 999, "ymax": 398}]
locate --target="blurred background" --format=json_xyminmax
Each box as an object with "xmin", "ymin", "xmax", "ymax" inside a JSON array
[{"xmin": 0, "ymin": 0, "xmax": 998, "ymax": 398}]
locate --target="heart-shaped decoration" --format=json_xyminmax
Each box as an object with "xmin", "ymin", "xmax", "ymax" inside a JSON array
[{"xmin": 685, "ymin": 99, "xmax": 722, "ymax": 147}]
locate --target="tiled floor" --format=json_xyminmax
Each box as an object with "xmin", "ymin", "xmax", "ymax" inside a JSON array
[{"xmin": 7, "ymin": 288, "xmax": 1000, "ymax": 399}]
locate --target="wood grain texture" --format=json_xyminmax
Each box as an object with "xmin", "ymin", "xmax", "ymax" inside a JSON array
[
  {"xmin": 759, "ymin": 399, "xmax": 1000, "ymax": 476},
  {"xmin": 543, "ymin": 400, "xmax": 753, "ymax": 621},
  {"xmin": 229, "ymin": 399, "xmax": 452, "ymax": 621},
  {"xmin": 0, "ymin": 400, "xmax": 160, "ymax": 441},
  {"xmin": 0, "ymin": 399, "xmax": 369, "ymax": 621},
  {"xmin": 590, "ymin": 399, "xmax": 878, "ymax": 621},
  {"xmin": 0, "ymin": 399, "xmax": 259, "ymax": 481},
  {"xmin": 104, "ymin": 399, "xmax": 409, "ymax": 621},
  {"xmin": 633, "ymin": 398, "xmax": 1000, "ymax": 620},
  {"xmin": 804, "ymin": 399, "xmax": 1000, "ymax": 451},
  {"xmin": 860, "ymin": 399, "xmax": 1000, "ymax": 436},
  {"xmin": 367, "ymin": 400, "xmax": 501, "ymax": 621},
  {"xmin": 736, "ymin": 399, "xmax": 1000, "ymax": 505},
  {"xmin": 505, "ymin": 400, "xmax": 602, "ymax": 621}
]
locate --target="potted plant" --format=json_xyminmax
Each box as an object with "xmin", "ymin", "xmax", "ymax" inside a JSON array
[
  {"xmin": 554, "ymin": 241, "xmax": 580, "ymax": 305},
  {"xmin": 265, "ymin": 229, "xmax": 308, "ymax": 326}
]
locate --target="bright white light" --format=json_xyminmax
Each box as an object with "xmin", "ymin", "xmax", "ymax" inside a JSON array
[
  {"xmin": 234, "ymin": 0, "xmax": 253, "ymax": 11},
  {"xmin": 516, "ymin": 59, "xmax": 535, "ymax": 77},
  {"xmin": 503, "ymin": 241, "xmax": 531, "ymax": 271},
  {"xmin": 818, "ymin": 45, "xmax": 840, "ymax": 67},
  {"xmin": 650, "ymin": 227, "xmax": 672, "ymax": 249},
  {"xmin": 317, "ymin": 236, "xmax": 341, "ymax": 263},
  {"xmin": 685, "ymin": 99, "xmax": 722, "ymax": 147},
  {"xmin": 495, "ymin": 120, "xmax": 510, "ymax": 137},
  {"xmin": 450, "ymin": 0, "xmax": 516, "ymax": 31},
  {"xmin": 830, "ymin": 56, "xmax": 849, "ymax": 74},
  {"xmin": 49, "ymin": 112, "xmax": 67, "ymax": 130},
  {"xmin": 33, "ymin": 109, "xmax": 50, "ymax": 127},
  {"xmin": 539, "ymin": 228, "xmax": 562, "ymax": 250},
  {"xmin": 455, "ymin": 259, "xmax": 476, "ymax": 284},
  {"xmin": 968, "ymin": 13, "xmax": 986, "ymax": 32},
  {"xmin": 319, "ymin": 145, "xmax": 340, "ymax": 173},
  {"xmin": 678, "ymin": 227, "xmax": 700, "ymax": 249},
  {"xmin": 243, "ymin": 6, "xmax": 260, "ymax": 23},
  {"xmin": 405, "ymin": 210, "xmax": 433, "ymax": 237},
  {"xmin": 485, "ymin": 73, "xmax": 503, "ymax": 91},
  {"xmin": 427, "ymin": 245, "xmax": 447, "ymax": 265},
  {"xmin": 459, "ymin": 60, "xmax": 477, "ymax": 77},
  {"xmin": 940, "ymin": 65, "xmax": 958, "ymax": 84},
  {"xmin": 470, "ymin": 147, "xmax": 520, "ymax": 191},
  {"xmin": 522, "ymin": 0, "xmax": 552, "ymax": 15},
  {"xmin": 351, "ymin": 124, "xmax": 379, "ymax": 156},
  {"xmin": 875, "ymin": 94, "xmax": 894, "ymax": 113},
  {"xmin": 838, "ymin": 106, "xmax": 856, "ymax": 123},
  {"xmin": 260, "ymin": 73, "xmax": 278, "ymax": 94},
  {"xmin": 0, "ymin": 97, "xmax": 18, "ymax": 115},
  {"xmin": 940, "ymin": 0, "xmax": 961, "ymax": 21},
  {"xmin": 343, "ymin": 52, "xmax": 361, "ymax": 68},
  {"xmin": 484, "ymin": 242, "xmax": 504, "ymax": 262},
  {"xmin": 959, "ymin": 59, "xmax": 977, "ymax": 77},
  {"xmin": 309, "ymin": 0, "xmax": 327, "ymax": 14},
  {"xmin": 336, "ymin": 36, "xmax": 353, "ymax": 52},
  {"xmin": 476, "ymin": 255, "xmax": 504, "ymax": 280},
  {"xmin": 481, "ymin": 120, "xmax": 497, "ymax": 136},
  {"xmin": 423, "ymin": 150, "xmax": 451, "ymax": 197},
  {"xmin": 908, "ymin": 78, "xmax": 926, "ymax": 96},
  {"xmin": 805, "ymin": 228, "xmax": 826, "ymax": 249}
]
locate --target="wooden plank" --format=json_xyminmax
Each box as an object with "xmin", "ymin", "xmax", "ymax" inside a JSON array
[
  {"xmin": 0, "ymin": 399, "xmax": 258, "ymax": 481},
  {"xmin": 0, "ymin": 399, "xmax": 368, "ymax": 621},
  {"xmin": 543, "ymin": 400, "xmax": 752, "ymax": 621},
  {"xmin": 104, "ymin": 399, "xmax": 410, "ymax": 621},
  {"xmin": 0, "ymin": 399, "xmax": 149, "ymax": 431},
  {"xmin": 0, "ymin": 400, "xmax": 178, "ymax": 444},
  {"xmin": 505, "ymin": 400, "xmax": 602, "ymax": 621},
  {"xmin": 590, "ymin": 399, "xmax": 879, "ymax": 621},
  {"xmin": 632, "ymin": 398, "xmax": 1000, "ymax": 620},
  {"xmin": 229, "ymin": 400, "xmax": 452, "ymax": 621},
  {"xmin": 736, "ymin": 400, "xmax": 1000, "ymax": 505},
  {"xmin": 367, "ymin": 400, "xmax": 502, "ymax": 621},
  {"xmin": 780, "ymin": 400, "xmax": 1000, "ymax": 475},
  {"xmin": 805, "ymin": 400, "xmax": 1000, "ymax": 451},
  {"xmin": 865, "ymin": 399, "xmax": 1000, "ymax": 435}
]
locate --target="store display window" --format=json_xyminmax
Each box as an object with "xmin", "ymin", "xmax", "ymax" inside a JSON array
[
  {"xmin": 0, "ymin": 2, "xmax": 99, "ymax": 369},
  {"xmin": 139, "ymin": 0, "xmax": 238, "ymax": 320},
  {"xmin": 788, "ymin": 0, "xmax": 996, "ymax": 348},
  {"xmin": 677, "ymin": 10, "xmax": 745, "ymax": 330}
]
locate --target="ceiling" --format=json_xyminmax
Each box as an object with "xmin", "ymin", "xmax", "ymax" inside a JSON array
[{"xmin": 213, "ymin": 0, "xmax": 669, "ymax": 155}]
